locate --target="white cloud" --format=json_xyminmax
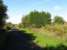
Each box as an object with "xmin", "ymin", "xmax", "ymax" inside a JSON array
[{"xmin": 53, "ymin": 6, "xmax": 63, "ymax": 11}]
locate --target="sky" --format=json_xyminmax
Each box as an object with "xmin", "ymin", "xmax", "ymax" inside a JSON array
[{"xmin": 3, "ymin": 0, "xmax": 67, "ymax": 24}]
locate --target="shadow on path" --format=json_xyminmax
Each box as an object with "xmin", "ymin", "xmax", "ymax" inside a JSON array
[{"xmin": 6, "ymin": 29, "xmax": 44, "ymax": 50}]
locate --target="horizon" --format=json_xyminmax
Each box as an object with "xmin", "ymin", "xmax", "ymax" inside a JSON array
[{"xmin": 3, "ymin": 0, "xmax": 67, "ymax": 24}]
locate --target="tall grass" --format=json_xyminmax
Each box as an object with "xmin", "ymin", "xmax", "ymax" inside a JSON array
[{"xmin": 20, "ymin": 24, "xmax": 67, "ymax": 47}]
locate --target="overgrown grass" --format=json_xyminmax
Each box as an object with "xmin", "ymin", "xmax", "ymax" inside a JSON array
[{"xmin": 20, "ymin": 24, "xmax": 67, "ymax": 47}]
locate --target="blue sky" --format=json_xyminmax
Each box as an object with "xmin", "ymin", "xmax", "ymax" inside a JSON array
[{"xmin": 3, "ymin": 0, "xmax": 67, "ymax": 24}]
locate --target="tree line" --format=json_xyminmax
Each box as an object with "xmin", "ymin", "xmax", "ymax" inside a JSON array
[{"xmin": 21, "ymin": 10, "xmax": 65, "ymax": 28}]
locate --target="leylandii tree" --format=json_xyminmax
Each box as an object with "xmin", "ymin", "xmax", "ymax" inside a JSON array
[{"xmin": 22, "ymin": 10, "xmax": 51, "ymax": 27}]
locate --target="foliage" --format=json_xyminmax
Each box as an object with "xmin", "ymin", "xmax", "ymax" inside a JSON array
[
  {"xmin": 4, "ymin": 23, "xmax": 14, "ymax": 30},
  {"xmin": 53, "ymin": 16, "xmax": 64, "ymax": 24},
  {"xmin": 22, "ymin": 10, "xmax": 51, "ymax": 28},
  {"xmin": 22, "ymin": 16, "xmax": 31, "ymax": 27},
  {"xmin": 0, "ymin": 0, "xmax": 8, "ymax": 28}
]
